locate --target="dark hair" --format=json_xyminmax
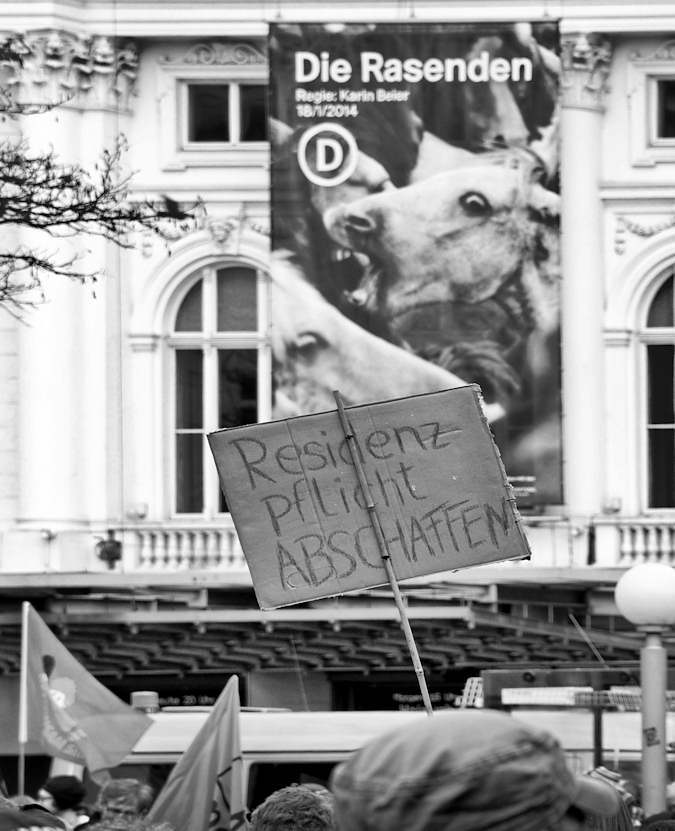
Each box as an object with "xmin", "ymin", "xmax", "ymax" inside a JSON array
[
  {"xmin": 43, "ymin": 776, "xmax": 86, "ymax": 812},
  {"xmin": 250, "ymin": 785, "xmax": 334, "ymax": 831}
]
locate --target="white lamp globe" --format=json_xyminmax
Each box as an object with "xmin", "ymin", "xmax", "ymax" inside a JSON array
[{"xmin": 615, "ymin": 563, "xmax": 675, "ymax": 627}]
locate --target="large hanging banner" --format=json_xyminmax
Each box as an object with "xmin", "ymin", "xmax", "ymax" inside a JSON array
[{"xmin": 268, "ymin": 22, "xmax": 562, "ymax": 506}]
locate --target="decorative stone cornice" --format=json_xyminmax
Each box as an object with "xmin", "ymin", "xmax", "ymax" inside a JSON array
[
  {"xmin": 0, "ymin": 31, "xmax": 139, "ymax": 113},
  {"xmin": 159, "ymin": 41, "xmax": 266, "ymax": 67},
  {"xmin": 560, "ymin": 32, "xmax": 612, "ymax": 112}
]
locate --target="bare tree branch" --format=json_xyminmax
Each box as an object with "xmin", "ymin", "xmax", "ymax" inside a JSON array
[{"xmin": 0, "ymin": 34, "xmax": 205, "ymax": 315}]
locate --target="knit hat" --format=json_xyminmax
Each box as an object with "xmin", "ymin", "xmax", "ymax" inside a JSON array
[{"xmin": 330, "ymin": 709, "xmax": 621, "ymax": 831}]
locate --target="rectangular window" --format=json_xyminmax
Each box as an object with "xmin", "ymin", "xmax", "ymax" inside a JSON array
[
  {"xmin": 657, "ymin": 79, "xmax": 675, "ymax": 139},
  {"xmin": 240, "ymin": 84, "xmax": 267, "ymax": 142},
  {"xmin": 647, "ymin": 344, "xmax": 675, "ymax": 507},
  {"xmin": 218, "ymin": 349, "xmax": 258, "ymax": 429},
  {"xmin": 188, "ymin": 84, "xmax": 230, "ymax": 142},
  {"xmin": 185, "ymin": 82, "xmax": 267, "ymax": 145},
  {"xmin": 176, "ymin": 350, "xmax": 204, "ymax": 513},
  {"xmin": 217, "ymin": 267, "xmax": 257, "ymax": 331},
  {"xmin": 648, "ymin": 431, "xmax": 675, "ymax": 508},
  {"xmin": 176, "ymin": 434, "xmax": 204, "ymax": 513},
  {"xmin": 647, "ymin": 344, "xmax": 675, "ymax": 424},
  {"xmin": 176, "ymin": 350, "xmax": 203, "ymax": 428},
  {"xmin": 218, "ymin": 349, "xmax": 258, "ymax": 512}
]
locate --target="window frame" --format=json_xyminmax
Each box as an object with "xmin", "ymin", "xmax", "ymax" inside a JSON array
[
  {"xmin": 168, "ymin": 264, "xmax": 271, "ymax": 519},
  {"xmin": 157, "ymin": 48, "xmax": 268, "ymax": 171},
  {"xmin": 628, "ymin": 43, "xmax": 675, "ymax": 166},
  {"xmin": 653, "ymin": 77, "xmax": 675, "ymax": 143},
  {"xmin": 179, "ymin": 79, "xmax": 267, "ymax": 150},
  {"xmin": 639, "ymin": 271, "xmax": 675, "ymax": 512}
]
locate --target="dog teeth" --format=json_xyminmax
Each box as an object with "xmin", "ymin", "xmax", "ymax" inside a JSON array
[{"xmin": 330, "ymin": 249, "xmax": 373, "ymax": 271}]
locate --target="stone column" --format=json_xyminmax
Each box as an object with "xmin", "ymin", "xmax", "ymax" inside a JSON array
[
  {"xmin": 14, "ymin": 32, "xmax": 139, "ymax": 532},
  {"xmin": 560, "ymin": 32, "xmax": 612, "ymax": 519}
]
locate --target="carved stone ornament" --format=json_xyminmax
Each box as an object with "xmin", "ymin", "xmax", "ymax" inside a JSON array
[
  {"xmin": 0, "ymin": 30, "xmax": 139, "ymax": 113},
  {"xmin": 629, "ymin": 40, "xmax": 675, "ymax": 62},
  {"xmin": 141, "ymin": 204, "xmax": 269, "ymax": 258},
  {"xmin": 207, "ymin": 218, "xmax": 239, "ymax": 245},
  {"xmin": 614, "ymin": 214, "xmax": 675, "ymax": 255},
  {"xmin": 160, "ymin": 42, "xmax": 266, "ymax": 67},
  {"xmin": 560, "ymin": 32, "xmax": 612, "ymax": 111}
]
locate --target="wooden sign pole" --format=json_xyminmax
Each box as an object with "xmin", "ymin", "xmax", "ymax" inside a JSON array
[{"xmin": 333, "ymin": 390, "xmax": 433, "ymax": 716}]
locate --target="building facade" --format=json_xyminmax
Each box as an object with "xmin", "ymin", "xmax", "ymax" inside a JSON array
[{"xmin": 0, "ymin": 0, "xmax": 674, "ymax": 721}]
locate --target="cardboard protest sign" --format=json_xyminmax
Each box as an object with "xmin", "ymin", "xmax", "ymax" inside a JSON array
[
  {"xmin": 268, "ymin": 22, "xmax": 562, "ymax": 508},
  {"xmin": 209, "ymin": 386, "xmax": 530, "ymax": 610}
]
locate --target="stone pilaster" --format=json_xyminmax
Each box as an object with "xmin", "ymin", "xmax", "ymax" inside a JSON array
[
  {"xmin": 11, "ymin": 32, "xmax": 137, "ymax": 527},
  {"xmin": 559, "ymin": 32, "xmax": 612, "ymax": 518}
]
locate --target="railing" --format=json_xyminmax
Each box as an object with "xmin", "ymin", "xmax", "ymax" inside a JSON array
[
  {"xmin": 125, "ymin": 516, "xmax": 675, "ymax": 573},
  {"xmin": 615, "ymin": 520, "xmax": 675, "ymax": 566},
  {"xmin": 1, "ymin": 515, "xmax": 673, "ymax": 575},
  {"xmin": 123, "ymin": 521, "xmax": 247, "ymax": 572},
  {"xmin": 591, "ymin": 517, "xmax": 675, "ymax": 567}
]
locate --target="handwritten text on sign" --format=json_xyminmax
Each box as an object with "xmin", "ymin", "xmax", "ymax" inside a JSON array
[{"xmin": 208, "ymin": 387, "xmax": 530, "ymax": 609}]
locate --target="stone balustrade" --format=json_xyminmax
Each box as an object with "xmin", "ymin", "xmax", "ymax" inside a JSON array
[
  {"xmin": 1, "ymin": 515, "xmax": 673, "ymax": 576},
  {"xmin": 123, "ymin": 520, "xmax": 247, "ymax": 572}
]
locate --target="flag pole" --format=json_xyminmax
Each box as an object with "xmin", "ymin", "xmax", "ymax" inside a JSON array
[
  {"xmin": 332, "ymin": 391, "xmax": 433, "ymax": 716},
  {"xmin": 18, "ymin": 601, "xmax": 29, "ymax": 795}
]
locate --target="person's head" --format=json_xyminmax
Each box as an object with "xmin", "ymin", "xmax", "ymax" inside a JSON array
[
  {"xmin": 96, "ymin": 779, "xmax": 154, "ymax": 823},
  {"xmin": 38, "ymin": 776, "xmax": 86, "ymax": 815},
  {"xmin": 250, "ymin": 785, "xmax": 334, "ymax": 831},
  {"xmin": 330, "ymin": 709, "xmax": 622, "ymax": 831}
]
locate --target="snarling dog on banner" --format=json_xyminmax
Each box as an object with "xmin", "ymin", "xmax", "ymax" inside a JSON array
[
  {"xmin": 269, "ymin": 252, "xmax": 504, "ymax": 423},
  {"xmin": 323, "ymin": 163, "xmax": 560, "ymax": 405}
]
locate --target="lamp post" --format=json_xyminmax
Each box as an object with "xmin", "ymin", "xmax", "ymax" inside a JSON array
[{"xmin": 614, "ymin": 563, "xmax": 675, "ymax": 818}]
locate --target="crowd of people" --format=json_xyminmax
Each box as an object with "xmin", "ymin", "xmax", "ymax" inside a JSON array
[
  {"xmin": 1, "ymin": 710, "xmax": 674, "ymax": 831},
  {"xmin": 0, "ymin": 776, "xmax": 168, "ymax": 831}
]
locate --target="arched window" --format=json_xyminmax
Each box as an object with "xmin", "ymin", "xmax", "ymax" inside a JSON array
[
  {"xmin": 642, "ymin": 267, "xmax": 675, "ymax": 508},
  {"xmin": 170, "ymin": 263, "xmax": 270, "ymax": 515}
]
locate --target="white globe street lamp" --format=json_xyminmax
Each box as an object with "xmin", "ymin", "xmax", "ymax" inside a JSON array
[{"xmin": 614, "ymin": 563, "xmax": 675, "ymax": 818}]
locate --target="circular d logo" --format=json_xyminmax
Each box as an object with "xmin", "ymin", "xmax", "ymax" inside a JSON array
[{"xmin": 297, "ymin": 123, "xmax": 359, "ymax": 188}]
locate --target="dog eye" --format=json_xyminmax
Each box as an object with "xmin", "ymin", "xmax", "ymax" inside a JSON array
[
  {"xmin": 296, "ymin": 332, "xmax": 321, "ymax": 348},
  {"xmin": 292, "ymin": 331, "xmax": 328, "ymax": 360},
  {"xmin": 460, "ymin": 191, "xmax": 491, "ymax": 216}
]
